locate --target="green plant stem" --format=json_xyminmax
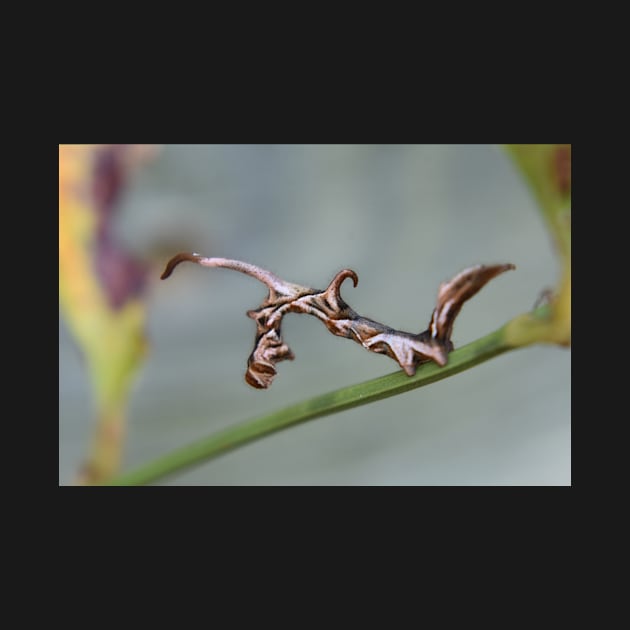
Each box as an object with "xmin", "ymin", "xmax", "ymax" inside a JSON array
[{"xmin": 106, "ymin": 314, "xmax": 537, "ymax": 486}]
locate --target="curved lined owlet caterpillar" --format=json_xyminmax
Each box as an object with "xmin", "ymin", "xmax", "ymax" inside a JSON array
[{"xmin": 161, "ymin": 253, "xmax": 515, "ymax": 389}]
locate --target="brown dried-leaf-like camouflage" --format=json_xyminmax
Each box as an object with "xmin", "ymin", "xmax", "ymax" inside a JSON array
[{"xmin": 161, "ymin": 253, "xmax": 515, "ymax": 389}]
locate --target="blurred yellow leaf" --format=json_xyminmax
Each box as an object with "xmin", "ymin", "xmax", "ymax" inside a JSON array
[
  {"xmin": 59, "ymin": 144, "xmax": 157, "ymax": 484},
  {"xmin": 504, "ymin": 144, "xmax": 571, "ymax": 348}
]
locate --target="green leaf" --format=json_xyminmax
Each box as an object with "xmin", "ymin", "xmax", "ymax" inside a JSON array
[
  {"xmin": 504, "ymin": 144, "xmax": 570, "ymax": 261},
  {"xmin": 504, "ymin": 144, "xmax": 571, "ymax": 347}
]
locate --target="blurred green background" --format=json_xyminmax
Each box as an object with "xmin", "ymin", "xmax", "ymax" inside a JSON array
[{"xmin": 59, "ymin": 144, "xmax": 570, "ymax": 485}]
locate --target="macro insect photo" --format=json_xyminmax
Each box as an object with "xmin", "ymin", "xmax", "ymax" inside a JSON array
[{"xmin": 59, "ymin": 144, "xmax": 571, "ymax": 486}]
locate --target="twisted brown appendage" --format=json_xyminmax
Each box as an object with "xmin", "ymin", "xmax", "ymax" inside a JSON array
[
  {"xmin": 325, "ymin": 269, "xmax": 359, "ymax": 301},
  {"xmin": 160, "ymin": 252, "xmax": 202, "ymax": 279},
  {"xmin": 161, "ymin": 253, "xmax": 515, "ymax": 389},
  {"xmin": 427, "ymin": 264, "xmax": 516, "ymax": 342}
]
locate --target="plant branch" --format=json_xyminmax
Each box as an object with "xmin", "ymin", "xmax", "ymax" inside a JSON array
[{"xmin": 105, "ymin": 311, "xmax": 542, "ymax": 486}]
